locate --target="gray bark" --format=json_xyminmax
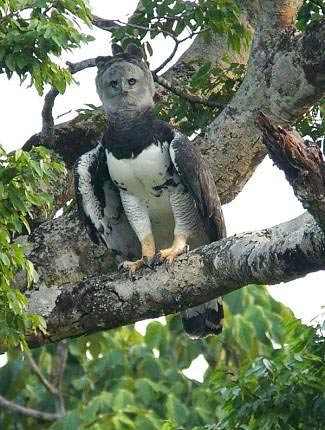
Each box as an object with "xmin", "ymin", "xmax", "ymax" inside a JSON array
[
  {"xmin": 198, "ymin": 3, "xmax": 325, "ymax": 203},
  {"xmin": 18, "ymin": 212, "xmax": 324, "ymax": 349}
]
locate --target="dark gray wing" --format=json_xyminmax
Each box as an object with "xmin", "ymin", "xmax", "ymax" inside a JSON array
[
  {"xmin": 169, "ymin": 131, "xmax": 226, "ymax": 338},
  {"xmin": 74, "ymin": 144, "xmax": 140, "ymax": 261},
  {"xmin": 169, "ymin": 131, "xmax": 226, "ymax": 242}
]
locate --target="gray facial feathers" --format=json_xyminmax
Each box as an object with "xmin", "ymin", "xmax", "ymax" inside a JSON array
[{"xmin": 95, "ymin": 45, "xmax": 154, "ymax": 117}]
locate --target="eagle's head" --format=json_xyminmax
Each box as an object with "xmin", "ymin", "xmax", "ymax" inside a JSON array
[{"xmin": 95, "ymin": 44, "xmax": 155, "ymax": 118}]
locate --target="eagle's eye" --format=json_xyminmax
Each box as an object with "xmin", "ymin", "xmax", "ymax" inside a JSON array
[
  {"xmin": 110, "ymin": 80, "xmax": 118, "ymax": 88},
  {"xmin": 128, "ymin": 78, "xmax": 136, "ymax": 86}
]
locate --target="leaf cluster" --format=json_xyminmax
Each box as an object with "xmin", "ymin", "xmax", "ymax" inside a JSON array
[
  {"xmin": 0, "ymin": 0, "xmax": 93, "ymax": 93},
  {"xmin": 110, "ymin": 0, "xmax": 251, "ymax": 60},
  {"xmin": 157, "ymin": 60, "xmax": 246, "ymax": 134},
  {"xmin": 296, "ymin": 99, "xmax": 325, "ymax": 154},
  {"xmin": 296, "ymin": 0, "xmax": 324, "ymax": 31},
  {"xmin": 0, "ymin": 145, "xmax": 66, "ymax": 350},
  {"xmin": 212, "ymin": 320, "xmax": 325, "ymax": 430},
  {"xmin": 0, "ymin": 286, "xmax": 310, "ymax": 430}
]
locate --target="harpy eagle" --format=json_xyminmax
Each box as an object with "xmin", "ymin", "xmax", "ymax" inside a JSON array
[{"xmin": 75, "ymin": 44, "xmax": 226, "ymax": 338}]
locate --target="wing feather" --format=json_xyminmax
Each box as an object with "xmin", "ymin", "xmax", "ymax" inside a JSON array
[
  {"xmin": 74, "ymin": 144, "xmax": 140, "ymax": 260},
  {"xmin": 169, "ymin": 132, "xmax": 226, "ymax": 241}
]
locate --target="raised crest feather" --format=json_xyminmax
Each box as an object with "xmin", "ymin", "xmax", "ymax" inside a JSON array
[
  {"xmin": 126, "ymin": 43, "xmax": 143, "ymax": 59},
  {"xmin": 112, "ymin": 43, "xmax": 124, "ymax": 56}
]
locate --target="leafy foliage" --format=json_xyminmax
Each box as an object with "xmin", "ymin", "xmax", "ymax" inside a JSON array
[
  {"xmin": 110, "ymin": 0, "xmax": 251, "ymax": 61},
  {"xmin": 213, "ymin": 320, "xmax": 325, "ymax": 430},
  {"xmin": 296, "ymin": 0, "xmax": 324, "ymax": 31},
  {"xmin": 0, "ymin": 146, "xmax": 66, "ymax": 350},
  {"xmin": 157, "ymin": 60, "xmax": 246, "ymax": 134},
  {"xmin": 0, "ymin": 0, "xmax": 93, "ymax": 93},
  {"xmin": 296, "ymin": 99, "xmax": 325, "ymax": 154},
  {"xmin": 1, "ymin": 286, "xmax": 320, "ymax": 430}
]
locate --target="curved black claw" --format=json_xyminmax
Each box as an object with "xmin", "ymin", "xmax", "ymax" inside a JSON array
[
  {"xmin": 117, "ymin": 263, "xmax": 133, "ymax": 280},
  {"xmin": 118, "ymin": 262, "xmax": 126, "ymax": 272},
  {"xmin": 128, "ymin": 270, "xmax": 136, "ymax": 281},
  {"xmin": 150, "ymin": 252, "xmax": 162, "ymax": 269},
  {"xmin": 164, "ymin": 259, "xmax": 171, "ymax": 272},
  {"xmin": 142, "ymin": 256, "xmax": 156, "ymax": 271}
]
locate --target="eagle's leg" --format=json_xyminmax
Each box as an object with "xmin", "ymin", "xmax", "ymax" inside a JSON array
[
  {"xmin": 119, "ymin": 233, "xmax": 155, "ymax": 273},
  {"xmin": 118, "ymin": 193, "xmax": 156, "ymax": 273},
  {"xmin": 153, "ymin": 233, "xmax": 189, "ymax": 266}
]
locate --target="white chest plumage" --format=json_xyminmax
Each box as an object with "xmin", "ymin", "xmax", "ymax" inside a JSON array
[
  {"xmin": 105, "ymin": 142, "xmax": 173, "ymax": 197},
  {"xmin": 104, "ymin": 141, "xmax": 205, "ymax": 249}
]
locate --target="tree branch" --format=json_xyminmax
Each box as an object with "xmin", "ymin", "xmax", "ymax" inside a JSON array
[
  {"xmin": 40, "ymin": 87, "xmax": 59, "ymax": 147},
  {"xmin": 25, "ymin": 352, "xmax": 60, "ymax": 396},
  {"xmin": 91, "ymin": 14, "xmax": 121, "ymax": 31},
  {"xmin": 24, "ymin": 344, "xmax": 67, "ymax": 417},
  {"xmin": 256, "ymin": 112, "xmax": 325, "ymax": 231},
  {"xmin": 196, "ymin": 13, "xmax": 325, "ymax": 203},
  {"xmin": 0, "ymin": 394, "xmax": 63, "ymax": 421},
  {"xmin": 154, "ymin": 74, "xmax": 225, "ymax": 109},
  {"xmin": 7, "ymin": 212, "xmax": 323, "ymax": 351},
  {"xmin": 40, "ymin": 59, "xmax": 97, "ymax": 147},
  {"xmin": 51, "ymin": 340, "xmax": 68, "ymax": 389}
]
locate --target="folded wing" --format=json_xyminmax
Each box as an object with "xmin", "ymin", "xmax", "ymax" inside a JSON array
[
  {"xmin": 74, "ymin": 144, "xmax": 140, "ymax": 261},
  {"xmin": 169, "ymin": 132, "xmax": 226, "ymax": 338}
]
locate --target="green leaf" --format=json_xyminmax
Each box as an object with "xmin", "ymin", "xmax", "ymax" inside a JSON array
[
  {"xmin": 0, "ymin": 252, "xmax": 10, "ymax": 266},
  {"xmin": 112, "ymin": 414, "xmax": 136, "ymax": 429},
  {"xmin": 145, "ymin": 321, "xmax": 167, "ymax": 351},
  {"xmin": 166, "ymin": 393, "xmax": 187, "ymax": 425},
  {"xmin": 112, "ymin": 389, "xmax": 135, "ymax": 412},
  {"xmin": 135, "ymin": 378, "xmax": 154, "ymax": 405},
  {"xmin": 54, "ymin": 410, "xmax": 80, "ymax": 430}
]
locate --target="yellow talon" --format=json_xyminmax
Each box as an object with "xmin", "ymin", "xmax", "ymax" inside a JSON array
[
  {"xmin": 119, "ymin": 258, "xmax": 145, "ymax": 273},
  {"xmin": 155, "ymin": 234, "xmax": 188, "ymax": 265},
  {"xmin": 119, "ymin": 233, "xmax": 155, "ymax": 274}
]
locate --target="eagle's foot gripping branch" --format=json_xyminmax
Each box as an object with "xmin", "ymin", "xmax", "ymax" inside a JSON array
[
  {"xmin": 118, "ymin": 234, "xmax": 156, "ymax": 276},
  {"xmin": 152, "ymin": 234, "xmax": 189, "ymax": 268}
]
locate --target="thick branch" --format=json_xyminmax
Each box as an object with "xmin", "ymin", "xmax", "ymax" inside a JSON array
[
  {"xmin": 91, "ymin": 14, "xmax": 121, "ymax": 31},
  {"xmin": 197, "ymin": 13, "xmax": 324, "ymax": 203},
  {"xmin": 14, "ymin": 210, "xmax": 115, "ymax": 291},
  {"xmin": 11, "ymin": 212, "xmax": 324, "ymax": 350},
  {"xmin": 256, "ymin": 112, "xmax": 325, "ymax": 231}
]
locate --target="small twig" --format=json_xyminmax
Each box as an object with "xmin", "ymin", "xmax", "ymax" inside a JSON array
[
  {"xmin": 51, "ymin": 340, "xmax": 68, "ymax": 389},
  {"xmin": 41, "ymin": 58, "xmax": 97, "ymax": 146},
  {"xmin": 51, "ymin": 340, "xmax": 68, "ymax": 417},
  {"xmin": 153, "ymin": 27, "xmax": 209, "ymax": 74},
  {"xmin": 154, "ymin": 38, "xmax": 180, "ymax": 74},
  {"xmin": 41, "ymin": 87, "xmax": 59, "ymax": 147},
  {"xmin": 66, "ymin": 57, "xmax": 97, "ymax": 74},
  {"xmin": 23, "ymin": 343, "xmax": 67, "ymax": 419},
  {"xmin": 154, "ymin": 74, "xmax": 224, "ymax": 109},
  {"xmin": 25, "ymin": 352, "xmax": 59, "ymax": 396},
  {"xmin": 0, "ymin": 394, "xmax": 63, "ymax": 421},
  {"xmin": 92, "ymin": 14, "xmax": 121, "ymax": 31}
]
